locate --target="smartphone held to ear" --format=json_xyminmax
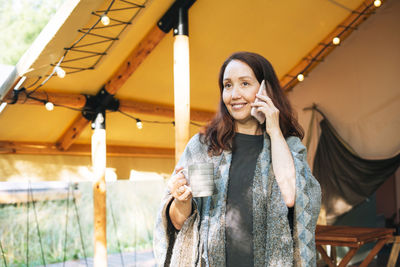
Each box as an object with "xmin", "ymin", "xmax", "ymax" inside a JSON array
[{"xmin": 251, "ymin": 80, "xmax": 267, "ymax": 124}]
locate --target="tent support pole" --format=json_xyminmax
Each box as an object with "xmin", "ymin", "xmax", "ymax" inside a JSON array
[
  {"xmin": 92, "ymin": 112, "xmax": 107, "ymax": 267},
  {"xmin": 173, "ymin": 6, "xmax": 190, "ymax": 163}
]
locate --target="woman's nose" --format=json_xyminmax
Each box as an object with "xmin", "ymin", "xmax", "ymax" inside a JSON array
[{"xmin": 231, "ymin": 86, "xmax": 241, "ymax": 99}]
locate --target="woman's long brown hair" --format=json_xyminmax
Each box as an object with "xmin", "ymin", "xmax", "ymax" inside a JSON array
[{"xmin": 200, "ymin": 51, "xmax": 304, "ymax": 156}]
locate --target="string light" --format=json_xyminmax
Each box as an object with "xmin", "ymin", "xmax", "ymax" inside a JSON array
[
  {"xmin": 45, "ymin": 102, "xmax": 54, "ymax": 111},
  {"xmin": 6, "ymin": 89, "xmax": 203, "ymax": 128},
  {"xmin": 0, "ymin": 102, "xmax": 7, "ymax": 114},
  {"xmin": 21, "ymin": 0, "xmax": 148, "ymax": 92},
  {"xmin": 374, "ymin": 0, "xmax": 381, "ymax": 7},
  {"xmin": 55, "ymin": 66, "xmax": 66, "ymax": 78},
  {"xmin": 332, "ymin": 37, "xmax": 340, "ymax": 45},
  {"xmin": 117, "ymin": 110, "xmax": 202, "ymax": 129},
  {"xmin": 3, "ymin": 1, "xmax": 204, "ymax": 130},
  {"xmin": 136, "ymin": 119, "xmax": 143, "ymax": 129},
  {"xmin": 284, "ymin": 1, "xmax": 381, "ymax": 91},
  {"xmin": 101, "ymin": 15, "xmax": 110, "ymax": 26}
]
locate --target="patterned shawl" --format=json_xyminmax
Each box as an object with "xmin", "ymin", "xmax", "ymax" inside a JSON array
[{"xmin": 153, "ymin": 133, "xmax": 321, "ymax": 266}]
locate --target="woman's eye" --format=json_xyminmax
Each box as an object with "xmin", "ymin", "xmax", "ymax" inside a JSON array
[
  {"xmin": 242, "ymin": 81, "xmax": 249, "ymax": 86},
  {"xmin": 224, "ymin": 83, "xmax": 232, "ymax": 88}
]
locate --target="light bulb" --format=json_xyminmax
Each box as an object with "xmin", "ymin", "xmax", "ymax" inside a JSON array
[
  {"xmin": 374, "ymin": 0, "xmax": 381, "ymax": 7},
  {"xmin": 55, "ymin": 66, "xmax": 65, "ymax": 78},
  {"xmin": 45, "ymin": 102, "xmax": 54, "ymax": 111},
  {"xmin": 297, "ymin": 74, "xmax": 304, "ymax": 82},
  {"xmin": 101, "ymin": 15, "xmax": 110, "ymax": 26},
  {"xmin": 332, "ymin": 37, "xmax": 340, "ymax": 45},
  {"xmin": 136, "ymin": 120, "xmax": 143, "ymax": 129}
]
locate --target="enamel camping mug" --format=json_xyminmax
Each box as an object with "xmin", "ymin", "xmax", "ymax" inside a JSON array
[{"xmin": 180, "ymin": 163, "xmax": 215, "ymax": 197}]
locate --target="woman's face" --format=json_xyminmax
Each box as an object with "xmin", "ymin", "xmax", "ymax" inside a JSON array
[{"xmin": 222, "ymin": 60, "xmax": 260, "ymax": 124}]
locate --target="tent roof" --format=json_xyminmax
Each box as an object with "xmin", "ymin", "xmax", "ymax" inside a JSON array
[{"xmin": 0, "ymin": 0, "xmax": 378, "ymax": 157}]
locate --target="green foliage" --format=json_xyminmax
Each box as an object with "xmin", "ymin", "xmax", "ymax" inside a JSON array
[
  {"xmin": 0, "ymin": 0, "xmax": 65, "ymax": 65},
  {"xmin": 0, "ymin": 180, "xmax": 164, "ymax": 266}
]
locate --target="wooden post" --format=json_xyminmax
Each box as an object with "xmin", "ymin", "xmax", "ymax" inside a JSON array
[
  {"xmin": 92, "ymin": 113, "xmax": 107, "ymax": 266},
  {"xmin": 173, "ymin": 7, "xmax": 190, "ymax": 163}
]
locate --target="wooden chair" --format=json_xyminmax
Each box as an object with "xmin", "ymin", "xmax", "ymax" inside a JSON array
[{"xmin": 387, "ymin": 236, "xmax": 400, "ymax": 267}]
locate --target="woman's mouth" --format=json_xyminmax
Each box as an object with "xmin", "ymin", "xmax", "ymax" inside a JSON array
[{"xmin": 231, "ymin": 103, "xmax": 247, "ymax": 110}]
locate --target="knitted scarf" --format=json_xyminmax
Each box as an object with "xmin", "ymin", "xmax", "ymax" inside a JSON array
[{"xmin": 153, "ymin": 133, "xmax": 321, "ymax": 266}]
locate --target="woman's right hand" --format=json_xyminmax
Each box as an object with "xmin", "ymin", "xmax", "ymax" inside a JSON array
[
  {"xmin": 167, "ymin": 166, "xmax": 193, "ymax": 203},
  {"xmin": 168, "ymin": 166, "xmax": 193, "ymax": 230}
]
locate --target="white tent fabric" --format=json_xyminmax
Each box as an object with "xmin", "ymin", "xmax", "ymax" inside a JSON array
[{"xmin": 288, "ymin": 0, "xmax": 400, "ymax": 164}]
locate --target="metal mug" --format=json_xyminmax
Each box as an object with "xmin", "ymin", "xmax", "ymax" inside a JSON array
[{"xmin": 179, "ymin": 162, "xmax": 214, "ymax": 197}]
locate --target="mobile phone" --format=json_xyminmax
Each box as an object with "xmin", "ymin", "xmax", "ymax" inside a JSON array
[{"xmin": 251, "ymin": 80, "xmax": 267, "ymax": 124}]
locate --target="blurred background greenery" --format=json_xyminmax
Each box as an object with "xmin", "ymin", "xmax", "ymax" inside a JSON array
[
  {"xmin": 0, "ymin": 0, "xmax": 65, "ymax": 65},
  {"xmin": 0, "ymin": 180, "xmax": 165, "ymax": 266}
]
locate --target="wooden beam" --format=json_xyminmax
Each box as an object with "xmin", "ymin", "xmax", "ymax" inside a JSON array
[
  {"xmin": 120, "ymin": 99, "xmax": 214, "ymax": 122},
  {"xmin": 0, "ymin": 141, "xmax": 174, "ymax": 158},
  {"xmin": 55, "ymin": 24, "xmax": 167, "ymax": 151},
  {"xmin": 5, "ymin": 90, "xmax": 86, "ymax": 108},
  {"xmin": 91, "ymin": 114, "xmax": 107, "ymax": 267},
  {"xmin": 280, "ymin": 0, "xmax": 377, "ymax": 91},
  {"xmin": 56, "ymin": 115, "xmax": 90, "ymax": 151},
  {"xmin": 5, "ymin": 90, "xmax": 215, "ymax": 122},
  {"xmin": 173, "ymin": 34, "xmax": 191, "ymax": 163},
  {"xmin": 387, "ymin": 236, "xmax": 400, "ymax": 267}
]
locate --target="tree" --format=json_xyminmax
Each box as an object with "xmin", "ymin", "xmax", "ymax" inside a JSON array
[{"xmin": 0, "ymin": 0, "xmax": 64, "ymax": 65}]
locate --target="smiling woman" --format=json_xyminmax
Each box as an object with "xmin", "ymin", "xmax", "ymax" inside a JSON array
[
  {"xmin": 154, "ymin": 51, "xmax": 321, "ymax": 266},
  {"xmin": 222, "ymin": 60, "xmax": 261, "ymax": 128},
  {"xmin": 204, "ymin": 51, "xmax": 304, "ymax": 155}
]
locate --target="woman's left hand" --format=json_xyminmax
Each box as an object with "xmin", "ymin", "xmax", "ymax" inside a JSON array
[{"xmin": 251, "ymin": 94, "xmax": 281, "ymax": 136}]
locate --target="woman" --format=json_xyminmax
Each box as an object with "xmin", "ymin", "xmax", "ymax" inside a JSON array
[{"xmin": 153, "ymin": 51, "xmax": 321, "ymax": 266}]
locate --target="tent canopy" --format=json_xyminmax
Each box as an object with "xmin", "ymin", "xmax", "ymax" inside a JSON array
[{"xmin": 0, "ymin": 0, "xmax": 376, "ymax": 157}]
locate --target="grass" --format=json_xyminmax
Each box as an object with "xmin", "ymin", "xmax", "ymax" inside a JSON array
[{"xmin": 0, "ymin": 180, "xmax": 165, "ymax": 266}]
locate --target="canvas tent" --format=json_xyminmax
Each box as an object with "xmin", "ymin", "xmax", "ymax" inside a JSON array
[
  {"xmin": 1, "ymin": 0, "xmax": 395, "ymax": 178},
  {"xmin": 0, "ymin": 0, "xmax": 399, "ymax": 265}
]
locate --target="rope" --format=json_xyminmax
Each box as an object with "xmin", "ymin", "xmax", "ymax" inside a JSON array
[
  {"xmin": 0, "ymin": 237, "xmax": 7, "ymax": 267},
  {"xmin": 62, "ymin": 183, "xmax": 71, "ymax": 266},
  {"xmin": 29, "ymin": 181, "xmax": 46, "ymax": 266},
  {"xmin": 26, "ymin": 185, "xmax": 29, "ymax": 267},
  {"xmin": 134, "ymin": 207, "xmax": 137, "ymax": 267},
  {"xmin": 305, "ymin": 104, "xmax": 316, "ymax": 151},
  {"xmin": 109, "ymin": 200, "xmax": 125, "ymax": 266},
  {"xmin": 72, "ymin": 185, "xmax": 88, "ymax": 267}
]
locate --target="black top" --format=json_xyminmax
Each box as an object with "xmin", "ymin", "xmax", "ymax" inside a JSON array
[{"xmin": 225, "ymin": 133, "xmax": 264, "ymax": 267}]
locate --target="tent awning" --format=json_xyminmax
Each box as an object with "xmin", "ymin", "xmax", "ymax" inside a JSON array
[{"xmin": 0, "ymin": 0, "xmax": 379, "ymax": 157}]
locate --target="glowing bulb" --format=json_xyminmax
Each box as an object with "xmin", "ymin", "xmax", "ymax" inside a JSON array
[
  {"xmin": 101, "ymin": 15, "xmax": 110, "ymax": 26},
  {"xmin": 0, "ymin": 102, "xmax": 7, "ymax": 114},
  {"xmin": 45, "ymin": 102, "xmax": 54, "ymax": 111},
  {"xmin": 332, "ymin": 37, "xmax": 340, "ymax": 45},
  {"xmin": 374, "ymin": 0, "xmax": 381, "ymax": 7},
  {"xmin": 55, "ymin": 66, "xmax": 65, "ymax": 78},
  {"xmin": 297, "ymin": 74, "xmax": 304, "ymax": 82},
  {"xmin": 136, "ymin": 119, "xmax": 143, "ymax": 130}
]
